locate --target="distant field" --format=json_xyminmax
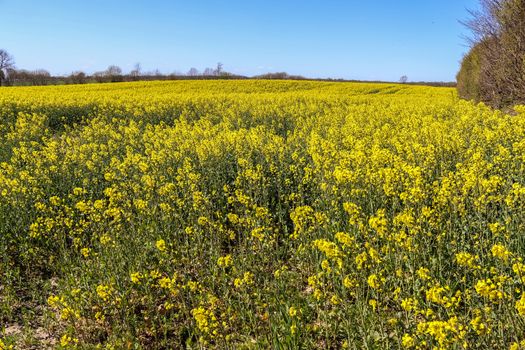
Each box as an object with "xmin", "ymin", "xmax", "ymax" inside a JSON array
[{"xmin": 2, "ymin": 80, "xmax": 525, "ymax": 349}]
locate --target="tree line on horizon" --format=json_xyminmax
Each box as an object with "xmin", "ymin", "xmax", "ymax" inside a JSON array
[
  {"xmin": 457, "ymin": 0, "xmax": 525, "ymax": 108},
  {"xmin": 0, "ymin": 53, "xmax": 320, "ymax": 86},
  {"xmin": 0, "ymin": 49, "xmax": 457, "ymax": 87},
  {"xmin": 0, "ymin": 57, "xmax": 254, "ymax": 86},
  {"xmin": 0, "ymin": 53, "xmax": 343, "ymax": 86}
]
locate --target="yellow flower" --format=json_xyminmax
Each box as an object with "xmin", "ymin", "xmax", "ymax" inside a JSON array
[
  {"xmin": 491, "ymin": 244, "xmax": 511, "ymax": 261},
  {"xmin": 192, "ymin": 307, "xmax": 209, "ymax": 331},
  {"xmin": 217, "ymin": 254, "xmax": 233, "ymax": 268},
  {"xmin": 288, "ymin": 306, "xmax": 298, "ymax": 317},
  {"xmin": 343, "ymin": 276, "xmax": 357, "ymax": 289},
  {"xmin": 60, "ymin": 335, "xmax": 71, "ymax": 347},
  {"xmin": 197, "ymin": 216, "xmax": 207, "ymax": 226},
  {"xmin": 426, "ymin": 285, "xmax": 445, "ymax": 304},
  {"xmin": 330, "ymin": 295, "xmax": 341, "ymax": 305},
  {"xmin": 72, "ymin": 187, "xmax": 85, "ymax": 196},
  {"xmin": 475, "ymin": 279, "xmax": 505, "ymax": 300},
  {"xmin": 0, "ymin": 339, "xmax": 14, "ymax": 350},
  {"xmin": 513, "ymin": 263, "xmax": 525, "ymax": 276},
  {"xmin": 516, "ymin": 294, "xmax": 525, "ymax": 315},
  {"xmin": 100, "ymin": 234, "xmax": 112, "ymax": 245},
  {"xmin": 367, "ymin": 274, "xmax": 384, "ymax": 290},
  {"xmin": 80, "ymin": 247, "xmax": 90, "ymax": 258},
  {"xmin": 156, "ymin": 239, "xmax": 166, "ymax": 252},
  {"xmin": 388, "ymin": 318, "xmax": 398, "ymax": 326},
  {"xmin": 186, "ymin": 281, "xmax": 199, "ymax": 291},
  {"xmin": 243, "ymin": 272, "xmax": 254, "ymax": 285},
  {"xmin": 130, "ymin": 272, "xmax": 142, "ymax": 284},
  {"xmin": 355, "ymin": 252, "xmax": 368, "ymax": 270},
  {"xmin": 251, "ymin": 227, "xmax": 265, "ymax": 241},
  {"xmin": 60, "ymin": 334, "xmax": 78, "ymax": 347},
  {"xmin": 401, "ymin": 334, "xmax": 415, "ymax": 348},
  {"xmin": 401, "ymin": 298, "xmax": 418, "ymax": 312},
  {"xmin": 75, "ymin": 200, "xmax": 90, "ymax": 212},
  {"xmin": 335, "ymin": 232, "xmax": 354, "ymax": 247},
  {"xmin": 313, "ymin": 239, "xmax": 341, "ymax": 258},
  {"xmin": 455, "ymin": 252, "xmax": 479, "ymax": 269},
  {"xmin": 150, "ymin": 269, "xmax": 161, "ymax": 279},
  {"xmin": 417, "ymin": 267, "xmax": 431, "ymax": 280},
  {"xmin": 321, "ymin": 259, "xmax": 331, "ymax": 272},
  {"xmin": 158, "ymin": 277, "xmax": 172, "ymax": 289},
  {"xmin": 47, "ymin": 295, "xmax": 61, "ymax": 308},
  {"xmin": 96, "ymin": 284, "xmax": 112, "ymax": 302},
  {"xmin": 470, "ymin": 316, "xmax": 490, "ymax": 335}
]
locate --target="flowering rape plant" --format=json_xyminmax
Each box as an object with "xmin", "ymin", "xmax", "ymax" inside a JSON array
[{"xmin": 1, "ymin": 80, "xmax": 525, "ymax": 348}]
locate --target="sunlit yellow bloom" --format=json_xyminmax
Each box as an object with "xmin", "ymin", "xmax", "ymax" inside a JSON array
[
  {"xmin": 491, "ymin": 244, "xmax": 511, "ymax": 262},
  {"xmin": 217, "ymin": 254, "xmax": 233, "ymax": 268},
  {"xmin": 417, "ymin": 267, "xmax": 431, "ymax": 280},
  {"xmin": 156, "ymin": 239, "xmax": 166, "ymax": 252},
  {"xmin": 516, "ymin": 294, "xmax": 525, "ymax": 315},
  {"xmin": 288, "ymin": 306, "xmax": 298, "ymax": 317},
  {"xmin": 130, "ymin": 272, "xmax": 142, "ymax": 284},
  {"xmin": 401, "ymin": 334, "xmax": 415, "ymax": 348},
  {"xmin": 401, "ymin": 298, "xmax": 418, "ymax": 312},
  {"xmin": 455, "ymin": 252, "xmax": 479, "ymax": 269},
  {"xmin": 367, "ymin": 274, "xmax": 384, "ymax": 290},
  {"xmin": 80, "ymin": 247, "xmax": 90, "ymax": 258},
  {"xmin": 96, "ymin": 285, "xmax": 112, "ymax": 302}
]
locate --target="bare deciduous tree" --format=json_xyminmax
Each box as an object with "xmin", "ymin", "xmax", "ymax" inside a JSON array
[
  {"xmin": 203, "ymin": 67, "xmax": 215, "ymax": 76},
  {"xmin": 69, "ymin": 71, "xmax": 87, "ymax": 84},
  {"xmin": 130, "ymin": 63, "xmax": 141, "ymax": 79},
  {"xmin": 399, "ymin": 75, "xmax": 408, "ymax": 84},
  {"xmin": 187, "ymin": 67, "xmax": 199, "ymax": 76},
  {"xmin": 106, "ymin": 65, "xmax": 122, "ymax": 75},
  {"xmin": 215, "ymin": 62, "xmax": 223, "ymax": 76},
  {"xmin": 105, "ymin": 65, "xmax": 123, "ymax": 82},
  {"xmin": 31, "ymin": 69, "xmax": 51, "ymax": 85},
  {"xmin": 0, "ymin": 49, "xmax": 15, "ymax": 86}
]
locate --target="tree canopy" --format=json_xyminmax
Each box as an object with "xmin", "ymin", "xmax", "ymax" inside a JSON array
[{"xmin": 457, "ymin": 0, "xmax": 525, "ymax": 107}]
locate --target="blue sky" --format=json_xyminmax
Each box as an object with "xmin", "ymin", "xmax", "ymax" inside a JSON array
[{"xmin": 1, "ymin": 0, "xmax": 479, "ymax": 81}]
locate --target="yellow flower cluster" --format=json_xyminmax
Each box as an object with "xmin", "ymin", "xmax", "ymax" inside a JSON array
[{"xmin": 2, "ymin": 80, "xmax": 525, "ymax": 348}]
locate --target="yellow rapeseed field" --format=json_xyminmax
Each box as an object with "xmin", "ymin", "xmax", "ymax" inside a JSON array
[{"xmin": 1, "ymin": 80, "xmax": 525, "ymax": 349}]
